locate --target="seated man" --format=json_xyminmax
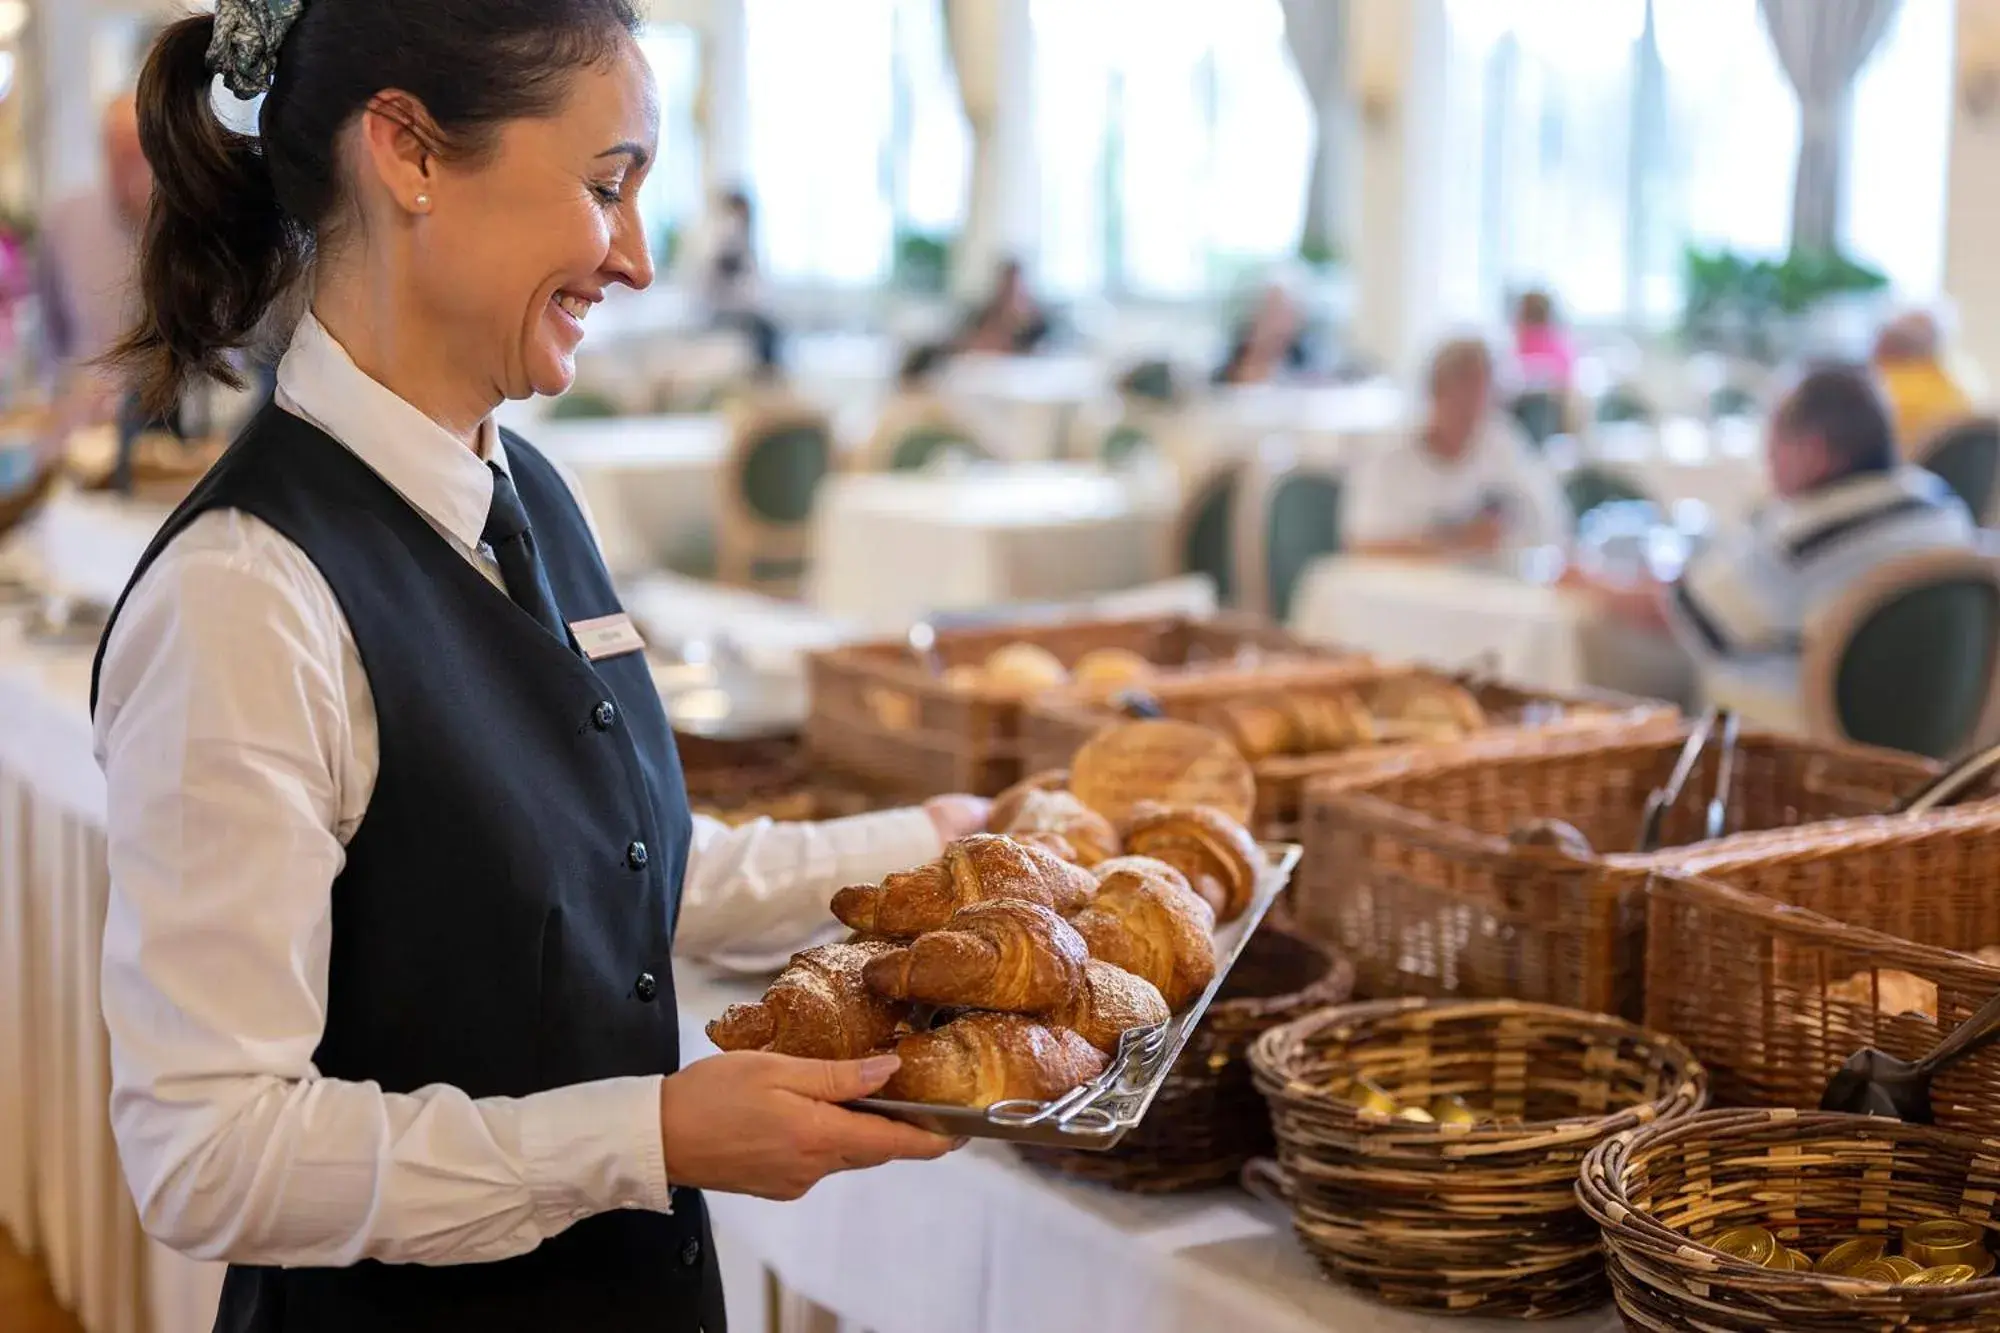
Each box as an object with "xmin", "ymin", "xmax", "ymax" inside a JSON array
[
  {"xmin": 1346, "ymin": 337, "xmax": 1570, "ymax": 558},
  {"xmin": 1872, "ymin": 309, "xmax": 1973, "ymax": 457},
  {"xmin": 1610, "ymin": 365, "xmax": 1975, "ymax": 704}
]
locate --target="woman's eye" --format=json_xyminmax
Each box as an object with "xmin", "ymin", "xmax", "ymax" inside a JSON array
[{"xmin": 591, "ymin": 182, "xmax": 625, "ymax": 206}]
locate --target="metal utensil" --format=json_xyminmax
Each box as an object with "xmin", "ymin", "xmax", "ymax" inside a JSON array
[
  {"xmin": 1889, "ymin": 741, "xmax": 2000, "ymax": 815},
  {"xmin": 1704, "ymin": 709, "xmax": 1740, "ymax": 841},
  {"xmin": 1635, "ymin": 709, "xmax": 1720, "ymax": 853},
  {"xmin": 1821, "ymin": 987, "xmax": 2000, "ymax": 1123}
]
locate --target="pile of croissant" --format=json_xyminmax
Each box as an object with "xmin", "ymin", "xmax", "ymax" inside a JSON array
[
  {"xmin": 706, "ymin": 783, "xmax": 1263, "ymax": 1109},
  {"xmin": 1196, "ymin": 676, "xmax": 1491, "ymax": 761}
]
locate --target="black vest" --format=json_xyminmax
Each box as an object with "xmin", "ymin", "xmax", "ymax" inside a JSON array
[{"xmin": 91, "ymin": 406, "xmax": 724, "ymax": 1333}]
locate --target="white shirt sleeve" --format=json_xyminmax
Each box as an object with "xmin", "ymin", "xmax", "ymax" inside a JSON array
[
  {"xmin": 675, "ymin": 808, "xmax": 943, "ymax": 963},
  {"xmin": 95, "ymin": 523, "xmax": 671, "ymax": 1269}
]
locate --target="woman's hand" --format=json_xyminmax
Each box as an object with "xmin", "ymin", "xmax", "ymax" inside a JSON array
[
  {"xmin": 657, "ymin": 1052, "xmax": 958, "ymax": 1201},
  {"xmin": 923, "ymin": 795, "xmax": 992, "ymax": 843}
]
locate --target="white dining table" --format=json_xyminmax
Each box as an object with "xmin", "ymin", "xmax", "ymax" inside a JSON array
[
  {"xmin": 529, "ymin": 413, "xmax": 733, "ymax": 578},
  {"xmin": 938, "ymin": 352, "xmax": 1111, "ymax": 462},
  {"xmin": 1578, "ymin": 417, "xmax": 1769, "ymax": 530},
  {"xmin": 805, "ymin": 463, "xmax": 1182, "ymax": 635}
]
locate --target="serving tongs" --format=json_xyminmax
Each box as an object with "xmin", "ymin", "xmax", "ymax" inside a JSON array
[
  {"xmin": 1821, "ymin": 986, "xmax": 2000, "ymax": 1124},
  {"xmin": 985, "ymin": 1020, "xmax": 1171, "ymax": 1138},
  {"xmin": 1634, "ymin": 708, "xmax": 1736, "ymax": 853},
  {"xmin": 1886, "ymin": 740, "xmax": 2000, "ymax": 815}
]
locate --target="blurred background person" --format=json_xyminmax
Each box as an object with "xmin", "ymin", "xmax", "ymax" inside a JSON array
[
  {"xmin": 1871, "ymin": 307, "xmax": 1972, "ymax": 456},
  {"xmin": 685, "ymin": 187, "xmax": 782, "ymax": 372},
  {"xmin": 39, "ymin": 94, "xmax": 150, "ymax": 435},
  {"xmin": 956, "ymin": 257, "xmax": 1051, "ymax": 355},
  {"xmin": 1510, "ymin": 287, "xmax": 1575, "ymax": 394},
  {"xmin": 1344, "ymin": 337, "xmax": 1569, "ymax": 559},
  {"xmin": 1214, "ymin": 280, "xmax": 1314, "ymax": 386}
]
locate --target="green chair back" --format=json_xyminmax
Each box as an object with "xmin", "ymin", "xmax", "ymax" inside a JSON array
[
  {"xmin": 1100, "ymin": 423, "xmax": 1152, "ymax": 467},
  {"xmin": 738, "ymin": 422, "xmax": 831, "ymax": 525},
  {"xmin": 1596, "ymin": 386, "xmax": 1656, "ymax": 425},
  {"xmin": 1119, "ymin": 359, "xmax": 1178, "ymax": 404},
  {"xmin": 1181, "ymin": 469, "xmax": 1240, "ymax": 608},
  {"xmin": 1709, "ymin": 384, "xmax": 1760, "ymax": 420},
  {"xmin": 1264, "ymin": 471, "xmax": 1343, "ymax": 623},
  {"xmin": 889, "ymin": 425, "xmax": 989, "ymax": 472},
  {"xmin": 549, "ymin": 389, "xmax": 621, "ymax": 420},
  {"xmin": 1920, "ymin": 419, "xmax": 2000, "ymax": 522},
  {"xmin": 1510, "ymin": 391, "xmax": 1564, "ymax": 447},
  {"xmin": 1834, "ymin": 578, "xmax": 2000, "ymax": 759},
  {"xmin": 1564, "ymin": 465, "xmax": 1651, "ymax": 523}
]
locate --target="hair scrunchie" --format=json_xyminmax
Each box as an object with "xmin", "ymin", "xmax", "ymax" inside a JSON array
[{"xmin": 207, "ymin": 0, "xmax": 306, "ymax": 100}]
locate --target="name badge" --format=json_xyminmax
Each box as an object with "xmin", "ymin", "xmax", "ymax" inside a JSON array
[{"xmin": 569, "ymin": 613, "xmax": 646, "ymax": 662}]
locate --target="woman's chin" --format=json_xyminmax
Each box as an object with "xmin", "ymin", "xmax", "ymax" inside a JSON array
[{"xmin": 524, "ymin": 348, "xmax": 578, "ymax": 400}]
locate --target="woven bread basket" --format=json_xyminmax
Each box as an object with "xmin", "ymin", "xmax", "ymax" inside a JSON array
[
  {"xmin": 1018, "ymin": 927, "xmax": 1353, "ymax": 1192},
  {"xmin": 1578, "ymin": 1108, "xmax": 2000, "ymax": 1331},
  {"xmin": 1248, "ymin": 997, "xmax": 1707, "ymax": 1318}
]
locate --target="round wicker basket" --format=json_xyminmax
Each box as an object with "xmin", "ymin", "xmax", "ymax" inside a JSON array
[
  {"xmin": 1579, "ymin": 1108, "xmax": 2000, "ymax": 1331},
  {"xmin": 1248, "ymin": 997, "xmax": 1707, "ymax": 1318},
  {"xmin": 1019, "ymin": 928, "xmax": 1353, "ymax": 1192}
]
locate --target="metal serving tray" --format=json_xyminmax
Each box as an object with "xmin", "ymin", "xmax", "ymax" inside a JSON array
[{"xmin": 849, "ymin": 842, "xmax": 1304, "ymax": 1150}]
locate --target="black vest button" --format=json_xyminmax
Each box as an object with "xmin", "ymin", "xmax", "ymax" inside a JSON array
[
  {"xmin": 592, "ymin": 700, "xmax": 617, "ymax": 731},
  {"xmin": 626, "ymin": 840, "xmax": 649, "ymax": 870},
  {"xmin": 679, "ymin": 1237, "xmax": 702, "ymax": 1268},
  {"xmin": 635, "ymin": 972, "xmax": 658, "ymax": 1002}
]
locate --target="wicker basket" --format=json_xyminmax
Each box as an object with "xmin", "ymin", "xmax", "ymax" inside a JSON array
[
  {"xmin": 805, "ymin": 613, "xmax": 1314, "ymax": 799},
  {"xmin": 1248, "ymin": 997, "xmax": 1707, "ymax": 1318},
  {"xmin": 1299, "ymin": 726, "xmax": 1966, "ymax": 1021},
  {"xmin": 1017, "ymin": 928, "xmax": 1354, "ymax": 1192},
  {"xmin": 678, "ymin": 730, "xmax": 887, "ymax": 824},
  {"xmin": 1579, "ymin": 1108, "xmax": 2000, "ymax": 1331},
  {"xmin": 1023, "ymin": 664, "xmax": 1674, "ymax": 836},
  {"xmin": 1645, "ymin": 806, "xmax": 2000, "ymax": 1133}
]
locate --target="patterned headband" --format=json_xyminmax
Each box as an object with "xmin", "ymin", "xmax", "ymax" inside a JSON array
[{"xmin": 207, "ymin": 0, "xmax": 306, "ymax": 100}]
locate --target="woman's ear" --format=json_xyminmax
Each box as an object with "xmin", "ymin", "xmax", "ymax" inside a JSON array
[{"xmin": 356, "ymin": 90, "xmax": 442, "ymax": 216}]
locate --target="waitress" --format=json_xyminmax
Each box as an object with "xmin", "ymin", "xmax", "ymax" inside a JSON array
[{"xmin": 92, "ymin": 3, "xmax": 974, "ymax": 1330}]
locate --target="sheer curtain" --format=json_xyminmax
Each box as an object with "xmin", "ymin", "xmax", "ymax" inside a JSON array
[
  {"xmin": 1029, "ymin": 0, "xmax": 1311, "ymax": 299},
  {"xmin": 634, "ymin": 24, "xmax": 705, "ymax": 256},
  {"xmin": 1438, "ymin": 0, "xmax": 1953, "ymax": 329}
]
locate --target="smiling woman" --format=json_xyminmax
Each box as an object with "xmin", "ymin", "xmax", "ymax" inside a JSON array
[{"xmin": 87, "ymin": 3, "xmax": 967, "ymax": 1332}]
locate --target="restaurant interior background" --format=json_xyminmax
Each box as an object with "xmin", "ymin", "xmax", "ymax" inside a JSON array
[{"xmin": 11, "ymin": 2, "xmax": 2000, "ymax": 1333}]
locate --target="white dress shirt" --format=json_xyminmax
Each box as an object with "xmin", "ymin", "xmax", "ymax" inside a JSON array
[
  {"xmin": 93, "ymin": 313, "xmax": 940, "ymax": 1269},
  {"xmin": 1344, "ymin": 414, "xmax": 1571, "ymax": 552}
]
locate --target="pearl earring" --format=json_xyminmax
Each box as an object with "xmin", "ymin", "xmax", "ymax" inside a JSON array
[{"xmin": 414, "ymin": 192, "xmax": 431, "ymax": 212}]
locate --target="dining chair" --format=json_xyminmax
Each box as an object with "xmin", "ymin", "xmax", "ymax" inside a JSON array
[
  {"xmin": 1562, "ymin": 464, "xmax": 1652, "ymax": 524},
  {"xmin": 1236, "ymin": 463, "xmax": 1344, "ymax": 622},
  {"xmin": 1798, "ymin": 547, "xmax": 2000, "ymax": 759},
  {"xmin": 716, "ymin": 404, "xmax": 834, "ymax": 593},
  {"xmin": 1912, "ymin": 415, "xmax": 2000, "ymax": 525}
]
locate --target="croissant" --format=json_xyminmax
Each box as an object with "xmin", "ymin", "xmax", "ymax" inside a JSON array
[
  {"xmin": 831, "ymin": 834, "xmax": 1098, "ymax": 938},
  {"xmin": 1121, "ymin": 803, "xmax": 1262, "ymax": 923},
  {"xmin": 878, "ymin": 1011, "xmax": 1108, "ymax": 1108},
  {"xmin": 1056, "ymin": 959, "xmax": 1171, "ymax": 1053},
  {"xmin": 1000, "ymin": 789, "xmax": 1121, "ymax": 868},
  {"xmin": 987, "ymin": 769, "xmax": 1071, "ymax": 833},
  {"xmin": 706, "ymin": 940, "xmax": 908, "ymax": 1060},
  {"xmin": 1070, "ymin": 857, "xmax": 1217, "ymax": 1009},
  {"xmin": 862, "ymin": 899, "xmax": 1089, "ymax": 1014}
]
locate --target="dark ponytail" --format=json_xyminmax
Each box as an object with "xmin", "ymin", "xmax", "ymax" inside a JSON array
[
  {"xmin": 111, "ymin": 0, "xmax": 641, "ymax": 420},
  {"xmin": 112, "ymin": 16, "xmax": 302, "ymax": 419}
]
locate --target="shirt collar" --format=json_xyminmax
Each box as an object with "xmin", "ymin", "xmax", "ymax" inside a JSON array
[
  {"xmin": 1762, "ymin": 466, "xmax": 1950, "ymax": 547},
  {"xmin": 275, "ymin": 312, "xmax": 507, "ymax": 552}
]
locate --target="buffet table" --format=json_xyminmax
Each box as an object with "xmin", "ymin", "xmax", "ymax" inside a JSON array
[
  {"xmin": 806, "ymin": 464, "xmax": 1182, "ymax": 635},
  {"xmin": 0, "ymin": 599, "xmax": 1623, "ymax": 1333}
]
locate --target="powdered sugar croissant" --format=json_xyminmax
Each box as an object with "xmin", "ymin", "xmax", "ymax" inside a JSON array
[
  {"xmin": 706, "ymin": 940, "xmax": 909, "ymax": 1060},
  {"xmin": 879, "ymin": 1011, "xmax": 1108, "ymax": 1107},
  {"xmin": 862, "ymin": 899, "xmax": 1089, "ymax": 1014}
]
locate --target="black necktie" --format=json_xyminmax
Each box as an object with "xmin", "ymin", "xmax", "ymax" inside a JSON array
[{"xmin": 482, "ymin": 462, "xmax": 569, "ymax": 645}]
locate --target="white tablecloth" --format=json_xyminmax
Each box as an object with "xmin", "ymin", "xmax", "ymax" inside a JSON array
[
  {"xmin": 531, "ymin": 414, "xmax": 731, "ymax": 577},
  {"xmin": 1580, "ymin": 418, "xmax": 1768, "ymax": 529},
  {"xmin": 939, "ymin": 353, "xmax": 1109, "ymax": 461},
  {"xmin": 1288, "ymin": 556, "xmax": 1594, "ymax": 692},
  {"xmin": 806, "ymin": 464, "xmax": 1182, "ymax": 634}
]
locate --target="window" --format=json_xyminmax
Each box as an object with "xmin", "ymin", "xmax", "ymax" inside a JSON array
[
  {"xmin": 1441, "ymin": 0, "xmax": 1955, "ymax": 329},
  {"xmin": 1030, "ymin": 0, "xmax": 1312, "ymax": 299},
  {"xmin": 635, "ymin": 24, "xmax": 704, "ymax": 257},
  {"xmin": 741, "ymin": 0, "xmax": 968, "ymax": 287}
]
